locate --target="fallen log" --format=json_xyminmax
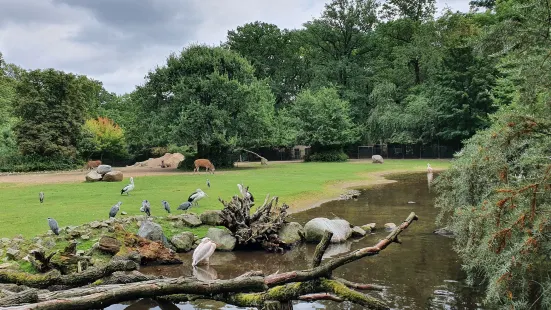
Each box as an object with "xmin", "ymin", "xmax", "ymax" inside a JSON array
[
  {"xmin": 1, "ymin": 212, "xmax": 418, "ymax": 310},
  {"xmin": 0, "ymin": 260, "xmax": 138, "ymax": 289}
]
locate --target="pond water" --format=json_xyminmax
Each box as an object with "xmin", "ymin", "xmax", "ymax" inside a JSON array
[{"xmin": 106, "ymin": 173, "xmax": 485, "ymax": 310}]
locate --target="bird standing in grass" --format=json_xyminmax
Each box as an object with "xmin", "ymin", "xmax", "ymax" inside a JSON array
[
  {"xmin": 237, "ymin": 184, "xmax": 254, "ymax": 204},
  {"xmin": 427, "ymin": 163, "xmax": 433, "ymax": 174},
  {"xmin": 162, "ymin": 200, "xmax": 171, "ymax": 213},
  {"xmin": 141, "ymin": 200, "xmax": 151, "ymax": 217},
  {"xmin": 121, "ymin": 177, "xmax": 134, "ymax": 195},
  {"xmin": 178, "ymin": 201, "xmax": 192, "ymax": 213},
  {"xmin": 207, "ymin": 179, "xmax": 210, "ymax": 188},
  {"xmin": 188, "ymin": 189, "xmax": 207, "ymax": 206},
  {"xmin": 48, "ymin": 218, "xmax": 59, "ymax": 235},
  {"xmin": 39, "ymin": 192, "xmax": 44, "ymax": 203},
  {"xmin": 109, "ymin": 201, "xmax": 122, "ymax": 219}
]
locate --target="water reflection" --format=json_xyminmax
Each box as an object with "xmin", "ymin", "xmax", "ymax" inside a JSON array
[
  {"xmin": 114, "ymin": 173, "xmax": 484, "ymax": 310},
  {"xmin": 193, "ymin": 265, "xmax": 218, "ymax": 281},
  {"xmin": 427, "ymin": 172, "xmax": 434, "ymax": 192}
]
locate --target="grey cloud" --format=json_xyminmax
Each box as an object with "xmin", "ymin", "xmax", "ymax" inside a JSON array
[{"xmin": 0, "ymin": 0, "xmax": 84, "ymax": 27}]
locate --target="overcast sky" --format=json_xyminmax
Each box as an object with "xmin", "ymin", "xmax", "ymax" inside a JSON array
[{"xmin": 0, "ymin": 0, "xmax": 469, "ymax": 94}]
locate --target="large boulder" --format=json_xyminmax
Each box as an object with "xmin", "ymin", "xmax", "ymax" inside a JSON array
[
  {"xmin": 206, "ymin": 228, "xmax": 236, "ymax": 251},
  {"xmin": 98, "ymin": 236, "xmax": 121, "ymax": 254},
  {"xmin": 96, "ymin": 165, "xmax": 112, "ymax": 175},
  {"xmin": 170, "ymin": 232, "xmax": 195, "ymax": 252},
  {"xmin": 181, "ymin": 214, "xmax": 202, "ymax": 227},
  {"xmin": 137, "ymin": 221, "xmax": 172, "ymax": 248},
  {"xmin": 85, "ymin": 170, "xmax": 102, "ymax": 182},
  {"xmin": 304, "ymin": 218, "xmax": 353, "ymax": 243},
  {"xmin": 200, "ymin": 210, "xmax": 224, "ymax": 226},
  {"xmin": 372, "ymin": 155, "xmax": 384, "ymax": 164},
  {"xmin": 278, "ymin": 222, "xmax": 304, "ymax": 245},
  {"xmin": 103, "ymin": 171, "xmax": 123, "ymax": 182}
]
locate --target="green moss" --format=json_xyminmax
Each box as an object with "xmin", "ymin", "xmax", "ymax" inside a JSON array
[
  {"xmin": 229, "ymin": 292, "xmax": 264, "ymax": 306},
  {"xmin": 18, "ymin": 261, "xmax": 38, "ymax": 274}
]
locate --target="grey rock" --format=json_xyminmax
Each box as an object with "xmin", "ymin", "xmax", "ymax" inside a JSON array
[
  {"xmin": 1, "ymin": 238, "xmax": 10, "ymax": 244},
  {"xmin": 200, "ymin": 210, "xmax": 224, "ymax": 226},
  {"xmin": 278, "ymin": 222, "xmax": 304, "ymax": 245},
  {"xmin": 98, "ymin": 236, "xmax": 121, "ymax": 254},
  {"xmin": 90, "ymin": 221, "xmax": 102, "ymax": 229},
  {"xmin": 6, "ymin": 248, "xmax": 20, "ymax": 260},
  {"xmin": 76, "ymin": 250, "xmax": 85, "ymax": 256},
  {"xmin": 81, "ymin": 235, "xmax": 90, "ymax": 240},
  {"xmin": 361, "ymin": 223, "xmax": 376, "ymax": 233},
  {"xmin": 137, "ymin": 221, "xmax": 173, "ymax": 249},
  {"xmin": 170, "ymin": 232, "xmax": 195, "ymax": 252},
  {"xmin": 372, "ymin": 155, "xmax": 384, "ymax": 164},
  {"xmin": 85, "ymin": 170, "xmax": 103, "ymax": 182},
  {"xmin": 121, "ymin": 211, "xmax": 128, "ymax": 215},
  {"xmin": 433, "ymin": 227, "xmax": 455, "ymax": 238},
  {"xmin": 181, "ymin": 214, "xmax": 202, "ymax": 227},
  {"xmin": 352, "ymin": 226, "xmax": 367, "ymax": 237},
  {"xmin": 96, "ymin": 165, "xmax": 112, "ymax": 175},
  {"xmin": 206, "ymin": 228, "xmax": 236, "ymax": 251},
  {"xmin": 304, "ymin": 218, "xmax": 352, "ymax": 243},
  {"xmin": 384, "ymin": 223, "xmax": 396, "ymax": 232}
]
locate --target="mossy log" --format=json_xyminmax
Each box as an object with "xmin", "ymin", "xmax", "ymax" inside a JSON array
[
  {"xmin": 0, "ymin": 260, "xmax": 137, "ymax": 289},
  {"xmin": 1, "ymin": 212, "xmax": 418, "ymax": 310}
]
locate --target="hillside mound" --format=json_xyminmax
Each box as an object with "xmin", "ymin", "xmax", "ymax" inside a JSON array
[{"xmin": 131, "ymin": 153, "xmax": 184, "ymax": 168}]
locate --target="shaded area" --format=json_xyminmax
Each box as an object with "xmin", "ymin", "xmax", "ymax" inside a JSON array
[{"xmin": 113, "ymin": 173, "xmax": 484, "ymax": 309}]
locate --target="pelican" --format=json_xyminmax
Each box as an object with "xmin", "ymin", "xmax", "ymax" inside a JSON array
[
  {"xmin": 427, "ymin": 163, "xmax": 433, "ymax": 174},
  {"xmin": 188, "ymin": 189, "xmax": 207, "ymax": 206},
  {"xmin": 178, "ymin": 201, "xmax": 192, "ymax": 213},
  {"xmin": 207, "ymin": 179, "xmax": 211, "ymax": 188},
  {"xmin": 39, "ymin": 192, "xmax": 44, "ymax": 203},
  {"xmin": 121, "ymin": 177, "xmax": 134, "ymax": 195},
  {"xmin": 109, "ymin": 201, "xmax": 122, "ymax": 218},
  {"xmin": 47, "ymin": 217, "xmax": 59, "ymax": 235},
  {"xmin": 162, "ymin": 200, "xmax": 171, "ymax": 213},
  {"xmin": 192, "ymin": 237, "xmax": 217, "ymax": 266},
  {"xmin": 141, "ymin": 200, "xmax": 151, "ymax": 217}
]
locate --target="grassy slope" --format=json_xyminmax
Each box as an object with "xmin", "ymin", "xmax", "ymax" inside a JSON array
[{"xmin": 0, "ymin": 159, "xmax": 449, "ymax": 238}]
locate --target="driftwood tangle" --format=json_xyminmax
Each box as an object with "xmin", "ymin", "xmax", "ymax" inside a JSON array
[
  {"xmin": 0, "ymin": 212, "xmax": 419, "ymax": 310},
  {"xmin": 218, "ymin": 184, "xmax": 289, "ymax": 251}
]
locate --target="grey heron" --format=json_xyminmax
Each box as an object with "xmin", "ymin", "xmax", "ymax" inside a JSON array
[
  {"xmin": 178, "ymin": 201, "xmax": 192, "ymax": 213},
  {"xmin": 121, "ymin": 177, "xmax": 134, "ymax": 195},
  {"xmin": 39, "ymin": 192, "xmax": 44, "ymax": 203},
  {"xmin": 206, "ymin": 179, "xmax": 210, "ymax": 188},
  {"xmin": 141, "ymin": 200, "xmax": 151, "ymax": 217},
  {"xmin": 237, "ymin": 184, "xmax": 254, "ymax": 203},
  {"xmin": 109, "ymin": 201, "xmax": 122, "ymax": 218},
  {"xmin": 188, "ymin": 189, "xmax": 207, "ymax": 206},
  {"xmin": 192, "ymin": 237, "xmax": 217, "ymax": 266},
  {"xmin": 47, "ymin": 218, "xmax": 59, "ymax": 235},
  {"xmin": 162, "ymin": 200, "xmax": 171, "ymax": 213}
]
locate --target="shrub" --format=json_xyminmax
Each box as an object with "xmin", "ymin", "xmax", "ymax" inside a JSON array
[
  {"xmin": 0, "ymin": 154, "xmax": 81, "ymax": 172},
  {"xmin": 177, "ymin": 151, "xmax": 198, "ymax": 171},
  {"xmin": 304, "ymin": 150, "xmax": 349, "ymax": 162}
]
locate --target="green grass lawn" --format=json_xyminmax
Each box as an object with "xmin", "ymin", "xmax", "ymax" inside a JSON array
[{"xmin": 0, "ymin": 159, "xmax": 450, "ymax": 238}]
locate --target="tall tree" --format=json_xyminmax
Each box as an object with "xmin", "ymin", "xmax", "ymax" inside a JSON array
[
  {"xmin": 13, "ymin": 69, "xmax": 102, "ymax": 158},
  {"xmin": 134, "ymin": 45, "xmax": 277, "ymax": 167}
]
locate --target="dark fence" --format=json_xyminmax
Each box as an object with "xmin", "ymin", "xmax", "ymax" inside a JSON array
[{"xmin": 347, "ymin": 143, "xmax": 460, "ymax": 159}]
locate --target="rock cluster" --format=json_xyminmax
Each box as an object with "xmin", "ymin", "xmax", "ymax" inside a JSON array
[
  {"xmin": 85, "ymin": 165, "xmax": 123, "ymax": 182},
  {"xmin": 372, "ymin": 155, "xmax": 384, "ymax": 164}
]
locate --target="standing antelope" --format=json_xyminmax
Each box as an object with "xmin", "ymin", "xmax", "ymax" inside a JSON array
[{"xmin": 194, "ymin": 159, "xmax": 215, "ymax": 174}]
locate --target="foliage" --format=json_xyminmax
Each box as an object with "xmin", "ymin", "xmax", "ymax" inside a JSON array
[
  {"xmin": 292, "ymin": 87, "xmax": 358, "ymax": 152},
  {"xmin": 79, "ymin": 117, "xmax": 128, "ymax": 161},
  {"xmin": 435, "ymin": 0, "xmax": 551, "ymax": 308},
  {"xmin": 0, "ymin": 154, "xmax": 80, "ymax": 172},
  {"xmin": 304, "ymin": 150, "xmax": 349, "ymax": 162},
  {"xmin": 13, "ymin": 69, "xmax": 103, "ymax": 158}
]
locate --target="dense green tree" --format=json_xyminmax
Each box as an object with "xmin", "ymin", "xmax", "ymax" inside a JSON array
[
  {"xmin": 134, "ymin": 45, "xmax": 277, "ymax": 167},
  {"xmin": 13, "ymin": 69, "xmax": 103, "ymax": 158},
  {"xmin": 78, "ymin": 117, "xmax": 128, "ymax": 162},
  {"xmin": 292, "ymin": 87, "xmax": 358, "ymax": 158}
]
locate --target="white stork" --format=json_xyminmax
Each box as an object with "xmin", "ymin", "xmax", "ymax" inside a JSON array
[
  {"xmin": 121, "ymin": 177, "xmax": 134, "ymax": 195},
  {"xmin": 188, "ymin": 189, "xmax": 207, "ymax": 206}
]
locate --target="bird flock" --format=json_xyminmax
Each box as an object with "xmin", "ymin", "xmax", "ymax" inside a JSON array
[{"xmin": 41, "ymin": 174, "xmax": 257, "ymax": 269}]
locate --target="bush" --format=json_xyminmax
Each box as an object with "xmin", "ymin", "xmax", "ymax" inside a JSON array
[
  {"xmin": 304, "ymin": 150, "xmax": 349, "ymax": 162},
  {"xmin": 177, "ymin": 151, "xmax": 198, "ymax": 171},
  {"xmin": 0, "ymin": 154, "xmax": 82, "ymax": 172}
]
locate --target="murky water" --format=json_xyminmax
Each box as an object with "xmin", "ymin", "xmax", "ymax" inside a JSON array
[{"xmin": 106, "ymin": 173, "xmax": 484, "ymax": 310}]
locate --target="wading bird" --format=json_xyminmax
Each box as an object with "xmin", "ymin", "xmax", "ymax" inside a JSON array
[
  {"xmin": 178, "ymin": 201, "xmax": 192, "ymax": 213},
  {"xmin": 162, "ymin": 200, "xmax": 171, "ymax": 213},
  {"xmin": 48, "ymin": 217, "xmax": 59, "ymax": 235},
  {"xmin": 120, "ymin": 177, "xmax": 134, "ymax": 195},
  {"xmin": 237, "ymin": 184, "xmax": 254, "ymax": 204},
  {"xmin": 427, "ymin": 163, "xmax": 433, "ymax": 174},
  {"xmin": 39, "ymin": 192, "xmax": 44, "ymax": 203},
  {"xmin": 109, "ymin": 201, "xmax": 122, "ymax": 219},
  {"xmin": 192, "ymin": 237, "xmax": 217, "ymax": 266},
  {"xmin": 188, "ymin": 189, "xmax": 207, "ymax": 206},
  {"xmin": 141, "ymin": 200, "xmax": 151, "ymax": 217},
  {"xmin": 207, "ymin": 179, "xmax": 210, "ymax": 188}
]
